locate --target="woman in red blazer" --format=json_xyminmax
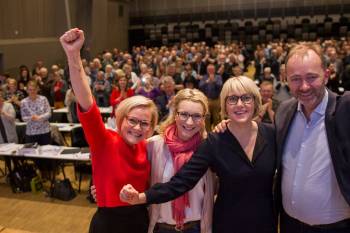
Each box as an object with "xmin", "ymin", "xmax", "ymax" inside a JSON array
[
  {"xmin": 60, "ymin": 28, "xmax": 158, "ymax": 233},
  {"xmin": 110, "ymin": 73, "xmax": 135, "ymax": 114}
]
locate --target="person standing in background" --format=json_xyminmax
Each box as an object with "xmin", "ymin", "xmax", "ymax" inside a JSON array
[{"xmin": 199, "ymin": 64, "xmax": 222, "ymax": 131}]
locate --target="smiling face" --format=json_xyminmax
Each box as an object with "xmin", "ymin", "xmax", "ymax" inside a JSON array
[
  {"xmin": 8, "ymin": 79, "xmax": 17, "ymax": 92},
  {"xmin": 118, "ymin": 76, "xmax": 128, "ymax": 90},
  {"xmin": 225, "ymin": 91, "xmax": 255, "ymax": 124},
  {"xmin": 175, "ymin": 100, "xmax": 204, "ymax": 141},
  {"xmin": 286, "ymin": 49, "xmax": 327, "ymax": 116},
  {"xmin": 259, "ymin": 82, "xmax": 274, "ymax": 103},
  {"xmin": 27, "ymin": 82, "xmax": 38, "ymax": 99},
  {"xmin": 120, "ymin": 106, "xmax": 152, "ymax": 145}
]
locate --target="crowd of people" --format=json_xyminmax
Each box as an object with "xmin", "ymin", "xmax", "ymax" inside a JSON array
[
  {"xmin": 58, "ymin": 28, "xmax": 350, "ymax": 233},
  {"xmin": 0, "ymin": 27, "xmax": 349, "ymax": 233},
  {"xmin": 2, "ymin": 34, "xmax": 350, "ymax": 130}
]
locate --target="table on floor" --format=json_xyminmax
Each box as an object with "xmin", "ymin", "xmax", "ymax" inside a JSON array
[{"xmin": 0, "ymin": 143, "xmax": 90, "ymax": 197}]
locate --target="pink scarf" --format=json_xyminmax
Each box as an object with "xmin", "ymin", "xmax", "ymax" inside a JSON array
[{"xmin": 164, "ymin": 123, "xmax": 202, "ymax": 229}]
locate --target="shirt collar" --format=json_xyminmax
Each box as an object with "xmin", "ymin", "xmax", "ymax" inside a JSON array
[{"xmin": 297, "ymin": 88, "xmax": 328, "ymax": 117}]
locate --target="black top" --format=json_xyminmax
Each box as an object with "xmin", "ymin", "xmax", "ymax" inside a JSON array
[{"xmin": 146, "ymin": 123, "xmax": 277, "ymax": 233}]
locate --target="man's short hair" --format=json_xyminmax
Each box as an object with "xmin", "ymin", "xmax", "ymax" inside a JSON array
[
  {"xmin": 260, "ymin": 80, "xmax": 274, "ymax": 88},
  {"xmin": 285, "ymin": 43, "xmax": 327, "ymax": 72},
  {"xmin": 161, "ymin": 76, "xmax": 175, "ymax": 85}
]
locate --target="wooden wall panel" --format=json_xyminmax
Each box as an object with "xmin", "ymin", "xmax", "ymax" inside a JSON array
[
  {"xmin": 107, "ymin": 1, "xmax": 128, "ymax": 51},
  {"xmin": 0, "ymin": 0, "xmax": 130, "ymax": 73},
  {"xmin": 0, "ymin": 0, "xmax": 67, "ymax": 39}
]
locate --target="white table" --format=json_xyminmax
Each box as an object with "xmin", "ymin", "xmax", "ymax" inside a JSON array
[
  {"xmin": 53, "ymin": 106, "xmax": 112, "ymax": 114},
  {"xmin": 16, "ymin": 122, "xmax": 82, "ymax": 133},
  {"xmin": 0, "ymin": 143, "xmax": 90, "ymax": 161},
  {"xmin": 0, "ymin": 143, "xmax": 91, "ymax": 197}
]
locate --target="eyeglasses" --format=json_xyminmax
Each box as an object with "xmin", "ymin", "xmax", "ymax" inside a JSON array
[
  {"xmin": 226, "ymin": 94, "xmax": 254, "ymax": 105},
  {"xmin": 176, "ymin": 111, "xmax": 204, "ymax": 123},
  {"xmin": 125, "ymin": 116, "xmax": 151, "ymax": 130}
]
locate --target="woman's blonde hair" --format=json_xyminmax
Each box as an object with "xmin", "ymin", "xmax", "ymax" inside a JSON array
[
  {"xmin": 220, "ymin": 76, "xmax": 262, "ymax": 119},
  {"xmin": 115, "ymin": 95, "xmax": 158, "ymax": 137},
  {"xmin": 27, "ymin": 80, "xmax": 39, "ymax": 89},
  {"xmin": 158, "ymin": 88, "xmax": 208, "ymax": 138}
]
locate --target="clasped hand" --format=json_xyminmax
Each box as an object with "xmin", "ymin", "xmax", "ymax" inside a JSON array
[{"xmin": 119, "ymin": 184, "xmax": 140, "ymax": 205}]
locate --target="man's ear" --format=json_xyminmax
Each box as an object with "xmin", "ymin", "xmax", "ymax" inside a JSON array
[{"xmin": 323, "ymin": 69, "xmax": 329, "ymax": 85}]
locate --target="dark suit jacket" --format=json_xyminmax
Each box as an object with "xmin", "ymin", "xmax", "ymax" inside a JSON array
[
  {"xmin": 154, "ymin": 93, "xmax": 170, "ymax": 121},
  {"xmin": 274, "ymin": 90, "xmax": 350, "ymax": 212},
  {"xmin": 192, "ymin": 61, "xmax": 207, "ymax": 76}
]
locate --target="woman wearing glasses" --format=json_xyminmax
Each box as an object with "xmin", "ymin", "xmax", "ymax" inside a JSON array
[
  {"xmin": 121, "ymin": 76, "xmax": 277, "ymax": 233},
  {"xmin": 60, "ymin": 29, "xmax": 158, "ymax": 233},
  {"xmin": 146, "ymin": 88, "xmax": 215, "ymax": 233}
]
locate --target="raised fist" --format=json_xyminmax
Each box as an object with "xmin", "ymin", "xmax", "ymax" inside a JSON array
[{"xmin": 59, "ymin": 28, "xmax": 85, "ymax": 55}]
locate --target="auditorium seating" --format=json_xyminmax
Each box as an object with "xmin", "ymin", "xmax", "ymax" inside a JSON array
[{"xmin": 131, "ymin": 15, "xmax": 349, "ymax": 48}]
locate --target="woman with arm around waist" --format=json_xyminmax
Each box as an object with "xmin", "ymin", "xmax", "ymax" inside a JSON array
[
  {"xmin": 121, "ymin": 76, "xmax": 277, "ymax": 233},
  {"xmin": 147, "ymin": 88, "xmax": 215, "ymax": 233},
  {"xmin": 60, "ymin": 29, "xmax": 158, "ymax": 233}
]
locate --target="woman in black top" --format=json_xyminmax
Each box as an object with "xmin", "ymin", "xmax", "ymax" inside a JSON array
[{"xmin": 121, "ymin": 76, "xmax": 277, "ymax": 233}]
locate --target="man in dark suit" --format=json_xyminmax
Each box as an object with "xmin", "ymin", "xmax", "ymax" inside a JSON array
[
  {"xmin": 192, "ymin": 53, "xmax": 207, "ymax": 77},
  {"xmin": 155, "ymin": 76, "xmax": 176, "ymax": 122},
  {"xmin": 275, "ymin": 43, "xmax": 350, "ymax": 233}
]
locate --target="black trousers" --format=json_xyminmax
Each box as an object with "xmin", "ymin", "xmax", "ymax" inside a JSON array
[
  {"xmin": 89, "ymin": 205, "xmax": 149, "ymax": 233},
  {"xmin": 280, "ymin": 210, "xmax": 350, "ymax": 233}
]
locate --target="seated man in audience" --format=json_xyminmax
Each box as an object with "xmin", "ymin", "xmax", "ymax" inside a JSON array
[
  {"xmin": 155, "ymin": 76, "xmax": 176, "ymax": 121},
  {"xmin": 192, "ymin": 52, "xmax": 207, "ymax": 77},
  {"xmin": 92, "ymin": 71, "xmax": 111, "ymax": 107},
  {"xmin": 256, "ymin": 81, "xmax": 280, "ymax": 124},
  {"xmin": 181, "ymin": 62, "xmax": 199, "ymax": 89},
  {"xmin": 37, "ymin": 67, "xmax": 55, "ymax": 106},
  {"xmin": 123, "ymin": 63, "xmax": 139, "ymax": 90},
  {"xmin": 89, "ymin": 58, "xmax": 102, "ymax": 83},
  {"xmin": 199, "ymin": 63, "xmax": 223, "ymax": 131},
  {"xmin": 261, "ymin": 66, "xmax": 276, "ymax": 86},
  {"xmin": 274, "ymin": 64, "xmax": 292, "ymax": 102},
  {"xmin": 166, "ymin": 63, "xmax": 184, "ymax": 91},
  {"xmin": 215, "ymin": 53, "xmax": 230, "ymax": 83},
  {"xmin": 232, "ymin": 64, "xmax": 243, "ymax": 78}
]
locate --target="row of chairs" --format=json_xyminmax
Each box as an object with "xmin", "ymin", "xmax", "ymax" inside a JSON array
[{"xmin": 136, "ymin": 16, "xmax": 349, "ymax": 47}]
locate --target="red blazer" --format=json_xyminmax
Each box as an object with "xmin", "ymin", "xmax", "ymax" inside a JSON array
[{"xmin": 78, "ymin": 101, "xmax": 150, "ymax": 207}]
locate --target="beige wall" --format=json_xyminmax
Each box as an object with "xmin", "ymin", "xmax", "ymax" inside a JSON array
[
  {"xmin": 0, "ymin": 0, "xmax": 129, "ymax": 77},
  {"xmin": 0, "ymin": 38, "xmax": 64, "ymax": 76},
  {"xmin": 0, "ymin": 0, "xmax": 66, "ymax": 39},
  {"xmin": 0, "ymin": 0, "xmax": 67, "ymax": 76},
  {"xmin": 91, "ymin": 0, "xmax": 129, "ymax": 55},
  {"xmin": 107, "ymin": 1, "xmax": 129, "ymax": 51}
]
